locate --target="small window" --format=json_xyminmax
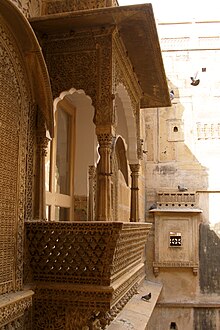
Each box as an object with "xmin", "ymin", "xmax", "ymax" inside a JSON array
[
  {"xmin": 170, "ymin": 322, "xmax": 178, "ymax": 329},
  {"xmin": 170, "ymin": 232, "xmax": 182, "ymax": 247},
  {"xmin": 173, "ymin": 126, "xmax": 178, "ymax": 132}
]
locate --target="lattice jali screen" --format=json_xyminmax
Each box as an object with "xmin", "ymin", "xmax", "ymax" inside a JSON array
[
  {"xmin": 111, "ymin": 223, "xmax": 151, "ymax": 281},
  {"xmin": 0, "ymin": 19, "xmax": 29, "ymax": 294},
  {"xmin": 25, "ymin": 221, "xmax": 122, "ymax": 286},
  {"xmin": 25, "ymin": 221, "xmax": 151, "ymax": 286}
]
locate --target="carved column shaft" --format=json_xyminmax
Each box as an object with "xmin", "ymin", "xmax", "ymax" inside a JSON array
[
  {"xmin": 34, "ymin": 112, "xmax": 49, "ymax": 220},
  {"xmin": 96, "ymin": 130, "xmax": 114, "ymax": 221},
  {"xmin": 88, "ymin": 165, "xmax": 96, "ymax": 221},
  {"xmin": 129, "ymin": 164, "xmax": 140, "ymax": 222}
]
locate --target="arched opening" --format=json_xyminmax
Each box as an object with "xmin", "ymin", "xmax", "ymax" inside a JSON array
[
  {"xmin": 173, "ymin": 126, "xmax": 179, "ymax": 132},
  {"xmin": 115, "ymin": 83, "xmax": 139, "ymax": 164},
  {"xmin": 45, "ymin": 88, "xmax": 97, "ymax": 221},
  {"xmin": 111, "ymin": 136, "xmax": 130, "ymax": 221}
]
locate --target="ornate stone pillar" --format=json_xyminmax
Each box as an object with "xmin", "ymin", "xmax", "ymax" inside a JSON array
[
  {"xmin": 96, "ymin": 127, "xmax": 114, "ymax": 221},
  {"xmin": 129, "ymin": 163, "xmax": 140, "ymax": 222},
  {"xmin": 34, "ymin": 112, "xmax": 49, "ymax": 220},
  {"xmin": 88, "ymin": 165, "xmax": 96, "ymax": 221}
]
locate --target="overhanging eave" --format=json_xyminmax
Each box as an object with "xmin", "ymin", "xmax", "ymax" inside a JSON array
[{"xmin": 30, "ymin": 4, "xmax": 171, "ymax": 108}]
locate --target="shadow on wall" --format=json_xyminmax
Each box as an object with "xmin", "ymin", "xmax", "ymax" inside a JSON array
[{"xmin": 199, "ymin": 223, "xmax": 220, "ymax": 294}]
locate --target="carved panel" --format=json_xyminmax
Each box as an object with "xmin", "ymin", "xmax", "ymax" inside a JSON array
[
  {"xmin": 44, "ymin": 28, "xmax": 113, "ymax": 125},
  {"xmin": 11, "ymin": 0, "xmax": 40, "ymax": 17},
  {"xmin": 0, "ymin": 19, "xmax": 30, "ymax": 293}
]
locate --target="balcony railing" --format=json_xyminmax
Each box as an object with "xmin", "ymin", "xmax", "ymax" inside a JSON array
[
  {"xmin": 157, "ymin": 191, "xmax": 197, "ymax": 209},
  {"xmin": 25, "ymin": 221, "xmax": 151, "ymax": 329}
]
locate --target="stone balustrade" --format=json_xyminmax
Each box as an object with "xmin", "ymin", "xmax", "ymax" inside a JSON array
[
  {"xmin": 24, "ymin": 221, "xmax": 151, "ymax": 329},
  {"xmin": 157, "ymin": 191, "xmax": 197, "ymax": 209}
]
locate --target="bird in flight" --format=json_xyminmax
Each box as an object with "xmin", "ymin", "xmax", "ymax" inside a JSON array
[{"xmin": 190, "ymin": 72, "xmax": 200, "ymax": 86}]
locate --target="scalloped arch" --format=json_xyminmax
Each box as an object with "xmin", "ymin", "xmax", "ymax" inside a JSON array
[{"xmin": 54, "ymin": 88, "xmax": 93, "ymax": 109}]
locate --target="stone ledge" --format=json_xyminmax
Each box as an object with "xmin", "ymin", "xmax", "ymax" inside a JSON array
[
  {"xmin": 0, "ymin": 290, "xmax": 34, "ymax": 326},
  {"xmin": 107, "ymin": 280, "xmax": 163, "ymax": 330}
]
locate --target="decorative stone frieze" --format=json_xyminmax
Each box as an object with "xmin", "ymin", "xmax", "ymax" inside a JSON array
[
  {"xmin": 0, "ymin": 290, "xmax": 33, "ymax": 328},
  {"xmin": 41, "ymin": 0, "xmax": 118, "ymax": 15}
]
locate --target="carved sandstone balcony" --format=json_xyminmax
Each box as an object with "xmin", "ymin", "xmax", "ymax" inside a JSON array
[{"xmin": 25, "ymin": 221, "xmax": 151, "ymax": 329}]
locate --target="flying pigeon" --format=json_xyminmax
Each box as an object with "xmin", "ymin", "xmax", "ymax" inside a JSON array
[
  {"xmin": 190, "ymin": 72, "xmax": 200, "ymax": 86},
  {"xmin": 141, "ymin": 292, "xmax": 151, "ymax": 302},
  {"xmin": 178, "ymin": 185, "xmax": 188, "ymax": 192}
]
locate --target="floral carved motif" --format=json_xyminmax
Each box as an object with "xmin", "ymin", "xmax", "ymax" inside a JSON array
[{"xmin": 11, "ymin": 0, "xmax": 40, "ymax": 17}]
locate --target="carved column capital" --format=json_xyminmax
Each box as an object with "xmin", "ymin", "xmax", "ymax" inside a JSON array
[{"xmin": 129, "ymin": 163, "xmax": 140, "ymax": 174}]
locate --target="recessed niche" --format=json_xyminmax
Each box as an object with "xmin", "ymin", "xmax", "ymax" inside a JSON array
[{"xmin": 173, "ymin": 126, "xmax": 178, "ymax": 132}]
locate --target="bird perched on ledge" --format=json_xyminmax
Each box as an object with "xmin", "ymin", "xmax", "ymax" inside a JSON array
[
  {"xmin": 141, "ymin": 292, "xmax": 151, "ymax": 302},
  {"xmin": 149, "ymin": 203, "xmax": 157, "ymax": 210},
  {"xmin": 178, "ymin": 185, "xmax": 188, "ymax": 192}
]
